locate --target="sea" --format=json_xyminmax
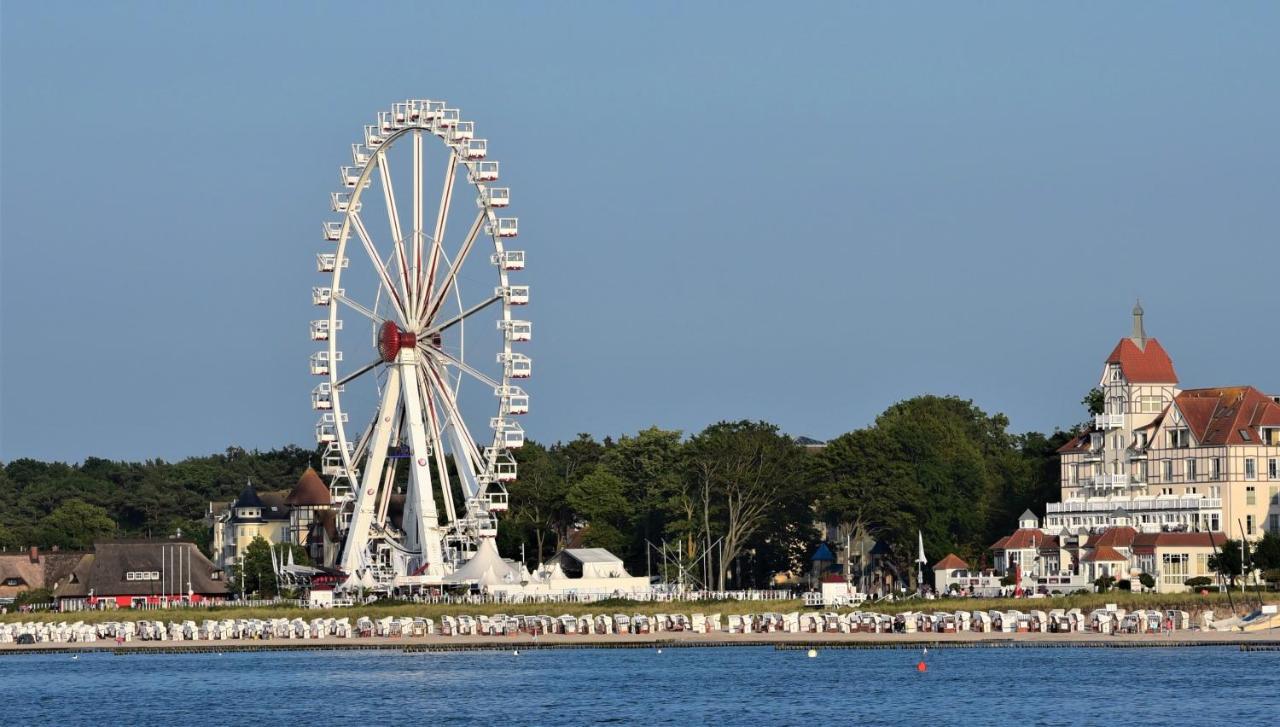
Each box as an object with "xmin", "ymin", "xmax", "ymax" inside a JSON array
[{"xmin": 1, "ymin": 646, "xmax": 1276, "ymax": 726}]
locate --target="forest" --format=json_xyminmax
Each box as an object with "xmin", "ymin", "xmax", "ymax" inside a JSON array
[{"xmin": 0, "ymin": 395, "xmax": 1076, "ymax": 586}]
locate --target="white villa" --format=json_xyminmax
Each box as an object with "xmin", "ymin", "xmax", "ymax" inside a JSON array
[{"xmin": 1048, "ymin": 304, "xmax": 1280, "ymax": 537}]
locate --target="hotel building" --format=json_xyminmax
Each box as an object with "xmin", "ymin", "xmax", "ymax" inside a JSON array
[{"xmin": 1046, "ymin": 304, "xmax": 1280, "ymax": 538}]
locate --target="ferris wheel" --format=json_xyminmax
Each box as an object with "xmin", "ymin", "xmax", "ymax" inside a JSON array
[{"xmin": 310, "ymin": 100, "xmax": 529, "ymax": 586}]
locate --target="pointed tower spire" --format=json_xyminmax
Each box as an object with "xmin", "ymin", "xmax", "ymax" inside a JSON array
[{"xmin": 1131, "ymin": 299, "xmax": 1146, "ymax": 349}]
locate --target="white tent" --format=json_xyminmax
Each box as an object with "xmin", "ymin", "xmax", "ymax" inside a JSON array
[{"xmin": 445, "ymin": 538, "xmax": 522, "ymax": 587}]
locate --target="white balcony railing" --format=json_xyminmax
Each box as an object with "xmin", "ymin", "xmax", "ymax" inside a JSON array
[
  {"xmin": 1092, "ymin": 474, "xmax": 1130, "ymax": 488},
  {"xmin": 1047, "ymin": 497, "xmax": 1221, "ymax": 514},
  {"xmin": 1095, "ymin": 413, "xmax": 1125, "ymax": 429}
]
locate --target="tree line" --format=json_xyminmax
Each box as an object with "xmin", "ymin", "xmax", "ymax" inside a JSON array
[{"xmin": 1, "ymin": 396, "xmax": 1072, "ymax": 585}]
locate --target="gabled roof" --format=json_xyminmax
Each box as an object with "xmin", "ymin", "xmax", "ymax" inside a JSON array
[
  {"xmin": 285, "ymin": 467, "xmax": 331, "ymax": 507},
  {"xmin": 1106, "ymin": 338, "xmax": 1178, "ymax": 384},
  {"xmin": 1133, "ymin": 531, "xmax": 1226, "ymax": 552},
  {"xmin": 1057, "ymin": 430, "xmax": 1092, "ymax": 455},
  {"xmin": 932, "ymin": 553, "xmax": 969, "ymax": 570},
  {"xmin": 1088, "ymin": 526, "xmax": 1138, "ymax": 549},
  {"xmin": 54, "ymin": 541, "xmax": 227, "ymax": 598},
  {"xmin": 1171, "ymin": 387, "xmax": 1280, "ymax": 446},
  {"xmin": 992, "ymin": 528, "xmax": 1057, "ymax": 551},
  {"xmin": 1082, "ymin": 545, "xmax": 1128, "ymax": 562}
]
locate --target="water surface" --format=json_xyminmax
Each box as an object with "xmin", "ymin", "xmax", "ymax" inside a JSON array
[{"xmin": 1, "ymin": 646, "xmax": 1275, "ymax": 725}]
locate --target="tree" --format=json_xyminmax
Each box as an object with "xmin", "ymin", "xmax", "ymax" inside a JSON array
[
  {"xmin": 1252, "ymin": 531, "xmax": 1280, "ymax": 572},
  {"xmin": 505, "ymin": 441, "xmax": 571, "ymax": 564},
  {"xmin": 684, "ymin": 421, "xmax": 809, "ymax": 590},
  {"xmin": 1082, "ymin": 388, "xmax": 1105, "ymax": 416},
  {"xmin": 1138, "ymin": 572, "xmax": 1155, "ymax": 591},
  {"xmin": 566, "ymin": 467, "xmax": 633, "ymax": 557},
  {"xmin": 1094, "ymin": 575, "xmax": 1116, "ymax": 593},
  {"xmin": 1208, "ymin": 540, "xmax": 1246, "ymax": 587},
  {"xmin": 226, "ymin": 536, "xmax": 309, "ymax": 598},
  {"xmin": 36, "ymin": 499, "xmax": 116, "ymax": 550}
]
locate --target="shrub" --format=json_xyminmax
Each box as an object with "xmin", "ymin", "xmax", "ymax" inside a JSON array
[
  {"xmin": 1184, "ymin": 576, "xmax": 1213, "ymax": 589},
  {"xmin": 1094, "ymin": 575, "xmax": 1116, "ymax": 593},
  {"xmin": 1117, "ymin": 579, "xmax": 1132, "ymax": 591},
  {"xmin": 1138, "ymin": 573, "xmax": 1156, "ymax": 591}
]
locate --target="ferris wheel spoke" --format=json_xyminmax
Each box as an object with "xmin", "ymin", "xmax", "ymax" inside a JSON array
[
  {"xmin": 411, "ymin": 131, "xmax": 424, "ymax": 315},
  {"xmin": 427, "ymin": 344, "xmax": 503, "ymax": 390},
  {"xmin": 419, "ymin": 149, "xmax": 458, "ymax": 320},
  {"xmin": 422, "ymin": 211, "xmax": 486, "ymax": 326},
  {"xmin": 417, "ymin": 366, "xmax": 459, "ymax": 528},
  {"xmin": 335, "ymin": 358, "xmax": 383, "ymax": 387},
  {"xmin": 349, "ymin": 212, "xmax": 410, "ymax": 325},
  {"xmin": 423, "ymin": 294, "xmax": 501, "ymax": 337},
  {"xmin": 422, "ymin": 360, "xmax": 488, "ymax": 473},
  {"xmin": 335, "ymin": 293, "xmax": 383, "ymax": 324},
  {"xmin": 375, "ymin": 150, "xmax": 414, "ymax": 318}
]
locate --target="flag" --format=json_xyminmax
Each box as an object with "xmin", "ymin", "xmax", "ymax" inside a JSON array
[{"xmin": 917, "ymin": 531, "xmax": 927, "ymax": 565}]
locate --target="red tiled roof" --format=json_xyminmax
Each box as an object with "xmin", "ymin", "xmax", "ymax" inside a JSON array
[
  {"xmin": 1172, "ymin": 387, "xmax": 1280, "ymax": 446},
  {"xmin": 1089, "ymin": 526, "xmax": 1138, "ymax": 549},
  {"xmin": 1106, "ymin": 338, "xmax": 1178, "ymax": 384},
  {"xmin": 1057, "ymin": 431, "xmax": 1092, "ymax": 455},
  {"xmin": 932, "ymin": 553, "xmax": 969, "ymax": 570},
  {"xmin": 1082, "ymin": 545, "xmax": 1129, "ymax": 562},
  {"xmin": 991, "ymin": 529, "xmax": 1058, "ymax": 551}
]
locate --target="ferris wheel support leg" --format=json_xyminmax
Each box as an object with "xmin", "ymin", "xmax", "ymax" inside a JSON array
[
  {"xmin": 338, "ymin": 365, "xmax": 402, "ymax": 575},
  {"xmin": 399, "ymin": 351, "xmax": 446, "ymax": 577}
]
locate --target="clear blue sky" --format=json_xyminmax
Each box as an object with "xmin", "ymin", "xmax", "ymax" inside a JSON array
[{"xmin": 2, "ymin": 2, "xmax": 1278, "ymax": 463}]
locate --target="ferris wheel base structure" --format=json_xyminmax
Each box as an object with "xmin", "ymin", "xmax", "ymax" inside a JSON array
[{"xmin": 313, "ymin": 99, "xmax": 531, "ymax": 592}]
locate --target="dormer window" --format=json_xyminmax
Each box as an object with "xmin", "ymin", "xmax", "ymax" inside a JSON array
[
  {"xmin": 1262, "ymin": 428, "xmax": 1280, "ymax": 446},
  {"xmin": 1110, "ymin": 364, "xmax": 1123, "ymax": 382},
  {"xmin": 1168, "ymin": 428, "xmax": 1190, "ymax": 448}
]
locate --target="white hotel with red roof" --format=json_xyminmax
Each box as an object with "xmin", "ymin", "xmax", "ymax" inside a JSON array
[
  {"xmin": 1049, "ymin": 303, "xmax": 1280, "ymax": 539},
  {"xmin": 959, "ymin": 305, "xmax": 1280, "ymax": 594}
]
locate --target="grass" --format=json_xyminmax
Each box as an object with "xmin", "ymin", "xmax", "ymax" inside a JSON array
[{"xmin": 3, "ymin": 590, "xmax": 1275, "ymax": 625}]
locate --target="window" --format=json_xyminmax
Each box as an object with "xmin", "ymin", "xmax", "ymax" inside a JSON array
[
  {"xmin": 1246, "ymin": 515, "xmax": 1255, "ymax": 536},
  {"xmin": 1271, "ymin": 486, "xmax": 1279, "ymax": 506},
  {"xmin": 1187, "ymin": 459, "xmax": 1198, "ymax": 481},
  {"xmin": 1169, "ymin": 429, "xmax": 1190, "ymax": 448},
  {"xmin": 1240, "ymin": 429, "xmax": 1252, "ymax": 442},
  {"xmin": 1246, "ymin": 486, "xmax": 1256, "ymax": 506},
  {"xmin": 1270, "ymin": 458, "xmax": 1279, "ymax": 480},
  {"xmin": 1162, "ymin": 553, "xmax": 1189, "ymax": 585},
  {"xmin": 1187, "ymin": 486, "xmax": 1197, "ymax": 494},
  {"xmin": 1140, "ymin": 396, "xmax": 1163, "ymax": 413},
  {"xmin": 1163, "ymin": 460, "xmax": 1173, "ymax": 482},
  {"xmin": 1270, "ymin": 514, "xmax": 1280, "ymax": 533},
  {"xmin": 1246, "ymin": 458, "xmax": 1257, "ymax": 480},
  {"xmin": 1111, "ymin": 364, "xmax": 1123, "ymax": 382},
  {"xmin": 1196, "ymin": 553, "xmax": 1210, "ymax": 575},
  {"xmin": 1208, "ymin": 514, "xmax": 1221, "ymax": 531},
  {"xmin": 1211, "ymin": 458, "xmax": 1222, "ymax": 480},
  {"xmin": 1210, "ymin": 485, "xmax": 1221, "ymax": 498},
  {"xmin": 1161, "ymin": 487, "xmax": 1174, "ymax": 496}
]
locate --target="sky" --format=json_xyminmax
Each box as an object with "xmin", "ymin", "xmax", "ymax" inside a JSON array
[{"xmin": 2, "ymin": 2, "xmax": 1278, "ymax": 463}]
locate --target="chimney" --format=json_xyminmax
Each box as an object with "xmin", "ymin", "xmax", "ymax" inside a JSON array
[{"xmin": 29, "ymin": 546, "xmax": 39, "ymax": 563}]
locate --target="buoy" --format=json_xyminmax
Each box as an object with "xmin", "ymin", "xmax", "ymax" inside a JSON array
[
  {"xmin": 916, "ymin": 661, "xmax": 927, "ymax": 672},
  {"xmin": 513, "ymin": 650, "xmax": 519, "ymax": 656},
  {"xmin": 656, "ymin": 648, "xmax": 662, "ymax": 654},
  {"xmin": 807, "ymin": 648, "xmax": 818, "ymax": 658}
]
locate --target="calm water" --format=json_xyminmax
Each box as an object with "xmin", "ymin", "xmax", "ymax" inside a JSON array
[{"xmin": 1, "ymin": 646, "xmax": 1276, "ymax": 725}]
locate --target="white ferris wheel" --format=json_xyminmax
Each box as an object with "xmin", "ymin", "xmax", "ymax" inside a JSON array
[{"xmin": 310, "ymin": 100, "xmax": 529, "ymax": 588}]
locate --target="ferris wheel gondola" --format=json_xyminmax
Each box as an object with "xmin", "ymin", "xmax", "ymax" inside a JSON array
[{"xmin": 311, "ymin": 100, "xmax": 529, "ymax": 588}]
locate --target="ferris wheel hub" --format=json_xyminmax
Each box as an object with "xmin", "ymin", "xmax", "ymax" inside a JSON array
[{"xmin": 378, "ymin": 320, "xmax": 417, "ymax": 362}]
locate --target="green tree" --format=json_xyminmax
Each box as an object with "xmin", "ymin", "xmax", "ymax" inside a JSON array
[
  {"xmin": 684, "ymin": 421, "xmax": 809, "ymax": 590},
  {"xmin": 566, "ymin": 467, "xmax": 634, "ymax": 556},
  {"xmin": 36, "ymin": 499, "xmax": 116, "ymax": 550},
  {"xmin": 1138, "ymin": 572, "xmax": 1155, "ymax": 591},
  {"xmin": 1252, "ymin": 531, "xmax": 1280, "ymax": 572},
  {"xmin": 1208, "ymin": 539, "xmax": 1246, "ymax": 587},
  {"xmin": 226, "ymin": 536, "xmax": 309, "ymax": 598},
  {"xmin": 1094, "ymin": 575, "xmax": 1116, "ymax": 592},
  {"xmin": 1082, "ymin": 388, "xmax": 1105, "ymax": 416}
]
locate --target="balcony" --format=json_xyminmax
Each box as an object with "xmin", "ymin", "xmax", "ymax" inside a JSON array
[
  {"xmin": 1095, "ymin": 414, "xmax": 1125, "ymax": 430},
  {"xmin": 1047, "ymin": 497, "xmax": 1221, "ymax": 514},
  {"xmin": 1092, "ymin": 474, "xmax": 1130, "ymax": 489}
]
